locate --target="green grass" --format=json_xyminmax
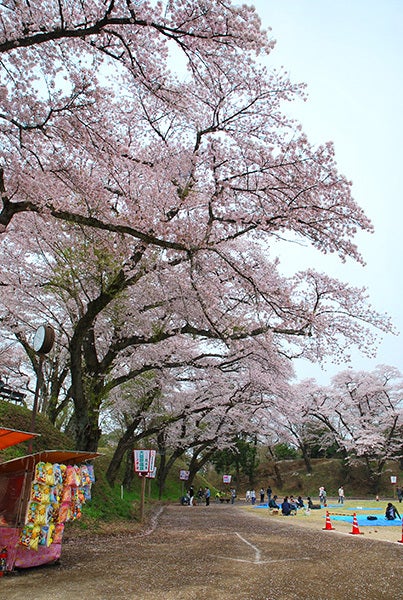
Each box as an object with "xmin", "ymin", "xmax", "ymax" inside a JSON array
[{"xmin": 0, "ymin": 399, "xmax": 73, "ymax": 454}]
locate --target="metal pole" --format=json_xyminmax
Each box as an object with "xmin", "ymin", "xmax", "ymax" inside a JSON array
[{"xmin": 28, "ymin": 354, "xmax": 44, "ymax": 453}]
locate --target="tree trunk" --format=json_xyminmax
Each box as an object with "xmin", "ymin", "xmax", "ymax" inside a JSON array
[
  {"xmin": 267, "ymin": 446, "xmax": 283, "ymax": 489},
  {"xmin": 301, "ymin": 444, "xmax": 312, "ymax": 474},
  {"xmin": 73, "ymin": 397, "xmax": 102, "ymax": 452},
  {"xmin": 106, "ymin": 419, "xmax": 142, "ymax": 486},
  {"xmin": 122, "ymin": 448, "xmax": 135, "ymax": 490},
  {"xmin": 187, "ymin": 446, "xmax": 215, "ymax": 486}
]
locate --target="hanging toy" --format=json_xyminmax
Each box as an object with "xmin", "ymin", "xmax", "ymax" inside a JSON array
[
  {"xmin": 80, "ymin": 465, "xmax": 92, "ymax": 486},
  {"xmin": 31, "ymin": 483, "xmax": 43, "ymax": 503},
  {"xmin": 86, "ymin": 464, "xmax": 95, "ymax": 483},
  {"xmin": 34, "ymin": 462, "xmax": 47, "ymax": 484},
  {"xmin": 20, "ymin": 524, "xmax": 34, "ymax": 547},
  {"xmin": 29, "ymin": 525, "xmax": 41, "ymax": 551},
  {"xmin": 45, "ymin": 463, "xmax": 55, "ymax": 486},
  {"xmin": 26, "ymin": 501, "xmax": 39, "ymax": 524},
  {"xmin": 53, "ymin": 463, "xmax": 63, "ymax": 485},
  {"xmin": 61, "ymin": 485, "xmax": 71, "ymax": 503},
  {"xmin": 53, "ymin": 523, "xmax": 64, "ymax": 544}
]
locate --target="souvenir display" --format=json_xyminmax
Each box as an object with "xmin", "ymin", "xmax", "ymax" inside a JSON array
[{"xmin": 20, "ymin": 462, "xmax": 94, "ymax": 550}]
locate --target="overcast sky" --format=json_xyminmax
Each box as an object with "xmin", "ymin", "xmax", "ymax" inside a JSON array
[{"xmin": 249, "ymin": 0, "xmax": 403, "ymax": 383}]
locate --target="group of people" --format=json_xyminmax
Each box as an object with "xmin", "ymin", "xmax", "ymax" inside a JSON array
[
  {"xmin": 269, "ymin": 494, "xmax": 306, "ymax": 515},
  {"xmin": 245, "ymin": 485, "xmax": 328, "ymax": 515},
  {"xmin": 182, "ymin": 486, "xmax": 211, "ymax": 506},
  {"xmin": 184, "ymin": 483, "xmax": 403, "ymax": 521},
  {"xmin": 245, "ymin": 486, "xmax": 273, "ymax": 505},
  {"xmin": 265, "ymin": 485, "xmax": 343, "ymax": 515}
]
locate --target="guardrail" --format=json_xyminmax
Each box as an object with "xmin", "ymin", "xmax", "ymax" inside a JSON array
[{"xmin": 0, "ymin": 380, "xmax": 26, "ymax": 403}]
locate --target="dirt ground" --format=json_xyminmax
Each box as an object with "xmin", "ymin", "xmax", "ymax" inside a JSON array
[{"xmin": 1, "ymin": 502, "xmax": 403, "ymax": 600}]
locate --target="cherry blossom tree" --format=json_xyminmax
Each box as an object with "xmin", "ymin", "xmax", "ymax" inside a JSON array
[
  {"xmin": 267, "ymin": 388, "xmax": 317, "ymax": 474},
  {"xmin": 330, "ymin": 366, "xmax": 403, "ymax": 488},
  {"xmin": 297, "ymin": 366, "xmax": 403, "ymax": 491},
  {"xmin": 104, "ymin": 337, "xmax": 293, "ymax": 486},
  {"xmin": 0, "ymin": 1, "xmax": 394, "ymax": 458}
]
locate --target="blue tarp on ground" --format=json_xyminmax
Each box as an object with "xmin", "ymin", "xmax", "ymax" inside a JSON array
[{"xmin": 329, "ymin": 514, "xmax": 402, "ymax": 526}]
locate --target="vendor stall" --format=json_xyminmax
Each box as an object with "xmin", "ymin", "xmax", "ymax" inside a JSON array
[{"xmin": 0, "ymin": 429, "xmax": 99, "ymax": 573}]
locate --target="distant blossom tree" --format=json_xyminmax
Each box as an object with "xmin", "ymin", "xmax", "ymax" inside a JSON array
[{"xmin": 301, "ymin": 366, "xmax": 403, "ymax": 491}]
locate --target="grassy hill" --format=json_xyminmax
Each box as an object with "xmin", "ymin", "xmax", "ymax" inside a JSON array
[
  {"xmin": 253, "ymin": 456, "xmax": 402, "ymax": 499},
  {"xmin": 0, "ymin": 399, "xmax": 73, "ymax": 459}
]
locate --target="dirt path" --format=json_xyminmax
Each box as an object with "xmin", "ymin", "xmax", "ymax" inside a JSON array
[{"xmin": 2, "ymin": 504, "xmax": 403, "ymax": 600}]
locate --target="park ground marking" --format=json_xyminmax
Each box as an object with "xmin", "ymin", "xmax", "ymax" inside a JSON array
[
  {"xmin": 211, "ymin": 532, "xmax": 313, "ymax": 565},
  {"xmin": 235, "ymin": 532, "xmax": 262, "ymax": 563}
]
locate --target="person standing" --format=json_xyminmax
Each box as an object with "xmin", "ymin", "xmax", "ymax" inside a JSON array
[
  {"xmin": 250, "ymin": 489, "xmax": 256, "ymax": 505},
  {"xmin": 397, "ymin": 486, "xmax": 403, "ymax": 503},
  {"xmin": 204, "ymin": 487, "xmax": 211, "ymax": 506},
  {"xmin": 230, "ymin": 487, "xmax": 236, "ymax": 504},
  {"xmin": 188, "ymin": 486, "xmax": 194, "ymax": 506},
  {"xmin": 259, "ymin": 488, "xmax": 265, "ymax": 503},
  {"xmin": 338, "ymin": 486, "xmax": 345, "ymax": 505},
  {"xmin": 266, "ymin": 486, "xmax": 272, "ymax": 502},
  {"xmin": 197, "ymin": 487, "xmax": 204, "ymax": 503}
]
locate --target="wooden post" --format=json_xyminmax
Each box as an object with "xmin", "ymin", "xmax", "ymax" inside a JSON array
[{"xmin": 139, "ymin": 474, "xmax": 146, "ymax": 522}]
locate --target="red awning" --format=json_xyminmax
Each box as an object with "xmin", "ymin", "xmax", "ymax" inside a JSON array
[{"xmin": 0, "ymin": 427, "xmax": 39, "ymax": 451}]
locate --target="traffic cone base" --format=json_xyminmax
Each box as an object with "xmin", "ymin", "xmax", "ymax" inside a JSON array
[
  {"xmin": 322, "ymin": 511, "xmax": 335, "ymax": 531},
  {"xmin": 397, "ymin": 518, "xmax": 403, "ymax": 543},
  {"xmin": 350, "ymin": 513, "xmax": 363, "ymax": 535}
]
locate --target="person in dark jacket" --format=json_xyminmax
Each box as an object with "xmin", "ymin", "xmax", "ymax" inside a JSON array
[
  {"xmin": 266, "ymin": 486, "xmax": 272, "ymax": 502},
  {"xmin": 307, "ymin": 496, "xmax": 321, "ymax": 510},
  {"xmin": 281, "ymin": 496, "xmax": 295, "ymax": 516},
  {"xmin": 268, "ymin": 495, "xmax": 280, "ymax": 509},
  {"xmin": 296, "ymin": 496, "xmax": 305, "ymax": 508},
  {"xmin": 385, "ymin": 502, "xmax": 401, "ymax": 520}
]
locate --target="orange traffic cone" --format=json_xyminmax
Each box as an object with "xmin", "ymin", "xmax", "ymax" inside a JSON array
[
  {"xmin": 398, "ymin": 518, "xmax": 403, "ymax": 544},
  {"xmin": 349, "ymin": 513, "xmax": 363, "ymax": 535},
  {"xmin": 322, "ymin": 511, "xmax": 335, "ymax": 531}
]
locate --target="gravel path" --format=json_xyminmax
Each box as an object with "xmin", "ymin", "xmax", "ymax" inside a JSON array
[{"xmin": 2, "ymin": 503, "xmax": 402, "ymax": 600}]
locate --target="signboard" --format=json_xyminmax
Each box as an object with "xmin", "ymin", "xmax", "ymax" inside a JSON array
[
  {"xmin": 391, "ymin": 476, "xmax": 397, "ymax": 484},
  {"xmin": 223, "ymin": 475, "xmax": 232, "ymax": 484},
  {"xmin": 179, "ymin": 470, "xmax": 190, "ymax": 481},
  {"xmin": 134, "ymin": 449, "xmax": 152, "ymax": 473},
  {"xmin": 146, "ymin": 467, "xmax": 157, "ymax": 479},
  {"xmin": 148, "ymin": 450, "xmax": 156, "ymax": 473}
]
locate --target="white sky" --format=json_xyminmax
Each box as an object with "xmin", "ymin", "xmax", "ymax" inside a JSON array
[{"xmin": 250, "ymin": 0, "xmax": 403, "ymax": 383}]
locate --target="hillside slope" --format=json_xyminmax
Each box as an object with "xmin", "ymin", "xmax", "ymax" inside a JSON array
[{"xmin": 0, "ymin": 399, "xmax": 73, "ymax": 460}]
